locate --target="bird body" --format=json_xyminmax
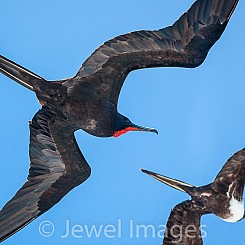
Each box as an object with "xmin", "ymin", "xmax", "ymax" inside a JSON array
[
  {"xmin": 142, "ymin": 147, "xmax": 245, "ymax": 244},
  {"xmin": 0, "ymin": 0, "xmax": 239, "ymax": 242}
]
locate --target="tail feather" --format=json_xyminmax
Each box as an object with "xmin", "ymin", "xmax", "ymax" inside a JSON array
[
  {"xmin": 0, "ymin": 55, "xmax": 45, "ymax": 90},
  {"xmin": 141, "ymin": 169, "xmax": 195, "ymax": 193}
]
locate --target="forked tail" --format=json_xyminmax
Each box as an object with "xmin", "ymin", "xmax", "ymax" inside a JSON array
[{"xmin": 0, "ymin": 55, "xmax": 45, "ymax": 90}]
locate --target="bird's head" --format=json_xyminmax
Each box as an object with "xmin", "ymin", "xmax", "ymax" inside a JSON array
[{"xmin": 113, "ymin": 114, "xmax": 158, "ymax": 137}]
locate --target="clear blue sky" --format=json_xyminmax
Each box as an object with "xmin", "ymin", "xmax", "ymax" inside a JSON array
[{"xmin": 0, "ymin": 1, "xmax": 244, "ymax": 245}]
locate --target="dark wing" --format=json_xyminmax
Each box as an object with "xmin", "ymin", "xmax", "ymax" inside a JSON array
[
  {"xmin": 0, "ymin": 108, "xmax": 91, "ymax": 242},
  {"xmin": 163, "ymin": 200, "xmax": 207, "ymax": 245},
  {"xmin": 65, "ymin": 0, "xmax": 238, "ymax": 104},
  {"xmin": 211, "ymin": 148, "xmax": 245, "ymax": 201}
]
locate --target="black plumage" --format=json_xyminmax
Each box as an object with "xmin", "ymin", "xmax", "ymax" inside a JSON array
[{"xmin": 0, "ymin": 0, "xmax": 239, "ymax": 242}]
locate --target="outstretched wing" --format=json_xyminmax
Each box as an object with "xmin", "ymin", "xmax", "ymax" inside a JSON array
[
  {"xmin": 0, "ymin": 108, "xmax": 91, "ymax": 242},
  {"xmin": 66, "ymin": 0, "xmax": 239, "ymax": 104},
  {"xmin": 163, "ymin": 200, "xmax": 207, "ymax": 245},
  {"xmin": 211, "ymin": 148, "xmax": 245, "ymax": 201}
]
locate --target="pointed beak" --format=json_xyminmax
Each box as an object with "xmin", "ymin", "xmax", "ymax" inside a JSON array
[
  {"xmin": 131, "ymin": 124, "xmax": 158, "ymax": 134},
  {"xmin": 141, "ymin": 169, "xmax": 194, "ymax": 193}
]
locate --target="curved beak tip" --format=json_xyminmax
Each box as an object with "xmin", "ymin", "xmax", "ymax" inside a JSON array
[
  {"xmin": 140, "ymin": 126, "xmax": 158, "ymax": 135},
  {"xmin": 153, "ymin": 129, "xmax": 158, "ymax": 135},
  {"xmin": 131, "ymin": 123, "xmax": 158, "ymax": 135}
]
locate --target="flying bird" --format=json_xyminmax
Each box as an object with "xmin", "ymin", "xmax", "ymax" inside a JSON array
[
  {"xmin": 0, "ymin": 0, "xmax": 239, "ymax": 242},
  {"xmin": 141, "ymin": 148, "xmax": 245, "ymax": 245}
]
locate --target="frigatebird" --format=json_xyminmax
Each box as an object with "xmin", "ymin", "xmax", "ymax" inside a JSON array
[
  {"xmin": 141, "ymin": 148, "xmax": 245, "ymax": 245},
  {"xmin": 0, "ymin": 0, "xmax": 239, "ymax": 242}
]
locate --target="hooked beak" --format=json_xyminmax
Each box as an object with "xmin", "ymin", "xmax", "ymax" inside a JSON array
[
  {"xmin": 141, "ymin": 169, "xmax": 194, "ymax": 194},
  {"xmin": 113, "ymin": 124, "xmax": 158, "ymax": 138},
  {"xmin": 131, "ymin": 124, "xmax": 158, "ymax": 134}
]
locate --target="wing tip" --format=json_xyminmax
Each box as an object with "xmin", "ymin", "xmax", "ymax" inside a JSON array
[{"xmin": 0, "ymin": 217, "xmax": 36, "ymax": 243}]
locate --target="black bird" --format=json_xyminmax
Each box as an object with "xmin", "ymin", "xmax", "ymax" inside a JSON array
[
  {"xmin": 0, "ymin": 0, "xmax": 239, "ymax": 242},
  {"xmin": 141, "ymin": 148, "xmax": 245, "ymax": 245}
]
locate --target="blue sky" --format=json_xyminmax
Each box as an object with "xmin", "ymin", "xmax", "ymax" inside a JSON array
[{"xmin": 0, "ymin": 1, "xmax": 245, "ymax": 244}]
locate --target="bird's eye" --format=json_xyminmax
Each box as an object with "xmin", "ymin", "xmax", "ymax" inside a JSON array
[{"xmin": 123, "ymin": 116, "xmax": 130, "ymax": 122}]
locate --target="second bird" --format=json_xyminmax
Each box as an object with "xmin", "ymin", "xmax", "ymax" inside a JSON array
[{"xmin": 142, "ymin": 147, "xmax": 245, "ymax": 244}]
